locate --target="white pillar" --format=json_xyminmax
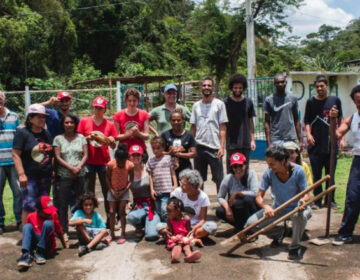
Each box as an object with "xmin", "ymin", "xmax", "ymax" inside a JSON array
[
  {"xmin": 116, "ymin": 81, "xmax": 121, "ymax": 111},
  {"xmin": 25, "ymin": 86, "xmax": 31, "ymax": 111}
]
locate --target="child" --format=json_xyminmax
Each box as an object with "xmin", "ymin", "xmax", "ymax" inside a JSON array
[
  {"xmin": 17, "ymin": 196, "xmax": 68, "ymax": 268},
  {"xmin": 164, "ymin": 197, "xmax": 201, "ymax": 263},
  {"xmin": 105, "ymin": 144, "xmax": 134, "ymax": 244},
  {"xmin": 69, "ymin": 192, "xmax": 109, "ymax": 257},
  {"xmin": 146, "ymin": 137, "xmax": 178, "ymax": 221}
]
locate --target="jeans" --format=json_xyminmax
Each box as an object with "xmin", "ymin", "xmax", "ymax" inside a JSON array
[
  {"xmin": 155, "ymin": 193, "xmax": 170, "ymax": 222},
  {"xmin": 338, "ymin": 156, "xmax": 360, "ymax": 237},
  {"xmin": 57, "ymin": 176, "xmax": 85, "ymax": 233},
  {"xmin": 216, "ymin": 196, "xmax": 258, "ymax": 229},
  {"xmin": 22, "ymin": 220, "xmax": 55, "ymax": 255},
  {"xmin": 245, "ymin": 206, "xmax": 312, "ymax": 249},
  {"xmin": 309, "ymin": 153, "xmax": 337, "ymax": 207},
  {"xmin": 0, "ymin": 165, "xmax": 22, "ymax": 225},
  {"xmin": 85, "ymin": 165, "xmax": 109, "ymax": 216},
  {"xmin": 127, "ymin": 201, "xmax": 160, "ymax": 241}
]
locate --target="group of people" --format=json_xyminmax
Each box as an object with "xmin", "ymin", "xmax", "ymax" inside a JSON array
[{"xmin": 0, "ymin": 73, "xmax": 359, "ymax": 268}]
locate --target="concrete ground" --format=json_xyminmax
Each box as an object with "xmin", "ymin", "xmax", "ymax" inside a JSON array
[{"xmin": 0, "ymin": 159, "xmax": 360, "ymax": 280}]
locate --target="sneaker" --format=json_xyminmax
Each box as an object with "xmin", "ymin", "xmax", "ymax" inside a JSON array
[
  {"xmin": 94, "ymin": 242, "xmax": 108, "ymax": 250},
  {"xmin": 311, "ymin": 204, "xmax": 320, "ymax": 210},
  {"xmin": 78, "ymin": 245, "xmax": 89, "ymax": 257},
  {"xmin": 288, "ymin": 247, "xmax": 301, "ymax": 260},
  {"xmin": 270, "ymin": 236, "xmax": 284, "ymax": 248},
  {"xmin": 332, "ymin": 235, "xmax": 352, "ymax": 246},
  {"xmin": 17, "ymin": 252, "xmax": 32, "ymax": 268},
  {"xmin": 34, "ymin": 249, "xmax": 46, "ymax": 264}
]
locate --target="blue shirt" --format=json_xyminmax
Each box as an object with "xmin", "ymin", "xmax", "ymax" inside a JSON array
[
  {"xmin": 260, "ymin": 164, "xmax": 307, "ymax": 212},
  {"xmin": 0, "ymin": 109, "xmax": 20, "ymax": 166},
  {"xmin": 45, "ymin": 108, "xmax": 63, "ymax": 139},
  {"xmin": 70, "ymin": 209, "xmax": 106, "ymax": 229}
]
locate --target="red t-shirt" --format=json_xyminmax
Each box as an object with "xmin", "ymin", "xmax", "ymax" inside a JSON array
[
  {"xmin": 26, "ymin": 211, "xmax": 62, "ymax": 254},
  {"xmin": 113, "ymin": 109, "xmax": 150, "ymax": 150},
  {"xmin": 77, "ymin": 117, "xmax": 118, "ymax": 165}
]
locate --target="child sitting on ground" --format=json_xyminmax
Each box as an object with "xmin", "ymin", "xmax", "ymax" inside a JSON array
[
  {"xmin": 146, "ymin": 137, "xmax": 178, "ymax": 221},
  {"xmin": 69, "ymin": 192, "xmax": 109, "ymax": 257},
  {"xmin": 106, "ymin": 144, "xmax": 134, "ymax": 244},
  {"xmin": 17, "ymin": 196, "xmax": 68, "ymax": 268},
  {"xmin": 163, "ymin": 197, "xmax": 202, "ymax": 263}
]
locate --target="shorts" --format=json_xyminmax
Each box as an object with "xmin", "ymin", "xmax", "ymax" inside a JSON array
[
  {"xmin": 86, "ymin": 227, "xmax": 105, "ymax": 239},
  {"xmin": 156, "ymin": 221, "xmax": 217, "ymax": 236},
  {"xmin": 194, "ymin": 145, "xmax": 224, "ymax": 185},
  {"xmin": 107, "ymin": 190, "xmax": 130, "ymax": 201},
  {"xmin": 21, "ymin": 177, "xmax": 51, "ymax": 212}
]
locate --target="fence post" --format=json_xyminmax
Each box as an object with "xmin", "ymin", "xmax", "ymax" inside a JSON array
[
  {"xmin": 25, "ymin": 86, "xmax": 31, "ymax": 111},
  {"xmin": 116, "ymin": 81, "xmax": 121, "ymax": 111}
]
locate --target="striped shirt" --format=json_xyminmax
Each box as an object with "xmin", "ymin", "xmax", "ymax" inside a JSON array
[
  {"xmin": 0, "ymin": 109, "xmax": 20, "ymax": 166},
  {"xmin": 146, "ymin": 155, "xmax": 173, "ymax": 194}
]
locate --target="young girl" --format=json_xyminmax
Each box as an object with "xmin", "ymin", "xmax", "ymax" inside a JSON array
[
  {"xmin": 146, "ymin": 137, "xmax": 178, "ymax": 221},
  {"xmin": 69, "ymin": 192, "xmax": 109, "ymax": 257},
  {"xmin": 164, "ymin": 197, "xmax": 201, "ymax": 263},
  {"xmin": 106, "ymin": 144, "xmax": 134, "ymax": 244}
]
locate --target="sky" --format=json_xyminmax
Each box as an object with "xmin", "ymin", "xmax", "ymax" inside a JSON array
[{"xmin": 197, "ymin": 0, "xmax": 359, "ymax": 38}]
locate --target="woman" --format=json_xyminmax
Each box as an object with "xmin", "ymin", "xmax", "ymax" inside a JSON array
[
  {"xmin": 245, "ymin": 145, "xmax": 312, "ymax": 260},
  {"xmin": 126, "ymin": 145, "xmax": 160, "ymax": 241},
  {"xmin": 158, "ymin": 169, "xmax": 217, "ymax": 239},
  {"xmin": 13, "ymin": 104, "xmax": 53, "ymax": 225},
  {"xmin": 216, "ymin": 153, "xmax": 258, "ymax": 230},
  {"xmin": 161, "ymin": 109, "xmax": 197, "ymax": 179},
  {"xmin": 113, "ymin": 88, "xmax": 150, "ymax": 162},
  {"xmin": 77, "ymin": 96, "xmax": 117, "ymax": 225},
  {"xmin": 283, "ymin": 141, "xmax": 313, "ymax": 186},
  {"xmin": 53, "ymin": 114, "xmax": 88, "ymax": 236}
]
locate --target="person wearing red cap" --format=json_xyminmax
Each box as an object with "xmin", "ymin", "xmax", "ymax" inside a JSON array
[
  {"xmin": 216, "ymin": 153, "xmax": 259, "ymax": 230},
  {"xmin": 17, "ymin": 196, "xmax": 68, "ymax": 268},
  {"xmin": 127, "ymin": 144, "xmax": 161, "ymax": 241},
  {"xmin": 113, "ymin": 88, "xmax": 150, "ymax": 162},
  {"xmin": 77, "ymin": 96, "xmax": 117, "ymax": 225},
  {"xmin": 41, "ymin": 91, "xmax": 77, "ymax": 139}
]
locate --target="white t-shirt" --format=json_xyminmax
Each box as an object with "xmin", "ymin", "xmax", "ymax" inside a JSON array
[
  {"xmin": 172, "ymin": 187, "xmax": 210, "ymax": 226},
  {"xmin": 190, "ymin": 98, "xmax": 228, "ymax": 150}
]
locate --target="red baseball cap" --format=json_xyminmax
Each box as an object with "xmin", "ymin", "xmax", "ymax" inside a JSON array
[
  {"xmin": 40, "ymin": 196, "xmax": 57, "ymax": 215},
  {"xmin": 57, "ymin": 91, "xmax": 72, "ymax": 100},
  {"xmin": 230, "ymin": 153, "xmax": 246, "ymax": 166},
  {"xmin": 92, "ymin": 96, "xmax": 107, "ymax": 108},
  {"xmin": 129, "ymin": 145, "xmax": 143, "ymax": 155}
]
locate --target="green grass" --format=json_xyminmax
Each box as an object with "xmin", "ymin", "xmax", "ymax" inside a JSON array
[{"xmin": 3, "ymin": 183, "xmax": 16, "ymax": 225}]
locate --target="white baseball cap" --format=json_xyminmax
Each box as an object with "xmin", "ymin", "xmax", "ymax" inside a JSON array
[{"xmin": 26, "ymin": 104, "xmax": 48, "ymax": 116}]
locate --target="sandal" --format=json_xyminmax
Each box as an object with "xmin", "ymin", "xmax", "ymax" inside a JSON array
[
  {"xmin": 184, "ymin": 250, "xmax": 201, "ymax": 263},
  {"xmin": 116, "ymin": 238, "xmax": 126, "ymax": 244}
]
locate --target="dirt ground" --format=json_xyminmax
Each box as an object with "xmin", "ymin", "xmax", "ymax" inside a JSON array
[{"xmin": 0, "ymin": 159, "xmax": 360, "ymax": 280}]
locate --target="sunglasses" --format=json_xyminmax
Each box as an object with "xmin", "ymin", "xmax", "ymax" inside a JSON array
[{"xmin": 232, "ymin": 164, "xmax": 244, "ymax": 169}]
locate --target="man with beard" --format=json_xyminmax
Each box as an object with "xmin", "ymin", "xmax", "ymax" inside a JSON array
[
  {"xmin": 190, "ymin": 76, "xmax": 228, "ymax": 193},
  {"xmin": 224, "ymin": 73, "xmax": 256, "ymax": 172},
  {"xmin": 264, "ymin": 74, "xmax": 302, "ymax": 147}
]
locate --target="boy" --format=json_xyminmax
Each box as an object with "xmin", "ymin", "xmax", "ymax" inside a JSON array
[{"xmin": 17, "ymin": 196, "xmax": 68, "ymax": 268}]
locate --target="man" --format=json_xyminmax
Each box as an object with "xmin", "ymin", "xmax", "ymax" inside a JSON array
[
  {"xmin": 264, "ymin": 74, "xmax": 302, "ymax": 147},
  {"xmin": 41, "ymin": 90, "xmax": 76, "ymax": 138},
  {"xmin": 77, "ymin": 96, "xmax": 117, "ymax": 226},
  {"xmin": 0, "ymin": 91, "xmax": 22, "ymax": 234},
  {"xmin": 150, "ymin": 84, "xmax": 191, "ymax": 135},
  {"xmin": 245, "ymin": 145, "xmax": 311, "ymax": 260},
  {"xmin": 190, "ymin": 76, "xmax": 228, "ymax": 193},
  {"xmin": 332, "ymin": 85, "xmax": 360, "ymax": 245},
  {"xmin": 304, "ymin": 75, "xmax": 344, "ymax": 209},
  {"xmin": 224, "ymin": 73, "xmax": 256, "ymax": 171}
]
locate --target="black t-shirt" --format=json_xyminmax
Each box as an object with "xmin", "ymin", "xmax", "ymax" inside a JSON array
[
  {"xmin": 304, "ymin": 96, "xmax": 342, "ymax": 154},
  {"xmin": 161, "ymin": 130, "xmax": 197, "ymax": 174},
  {"xmin": 224, "ymin": 96, "xmax": 256, "ymax": 149},
  {"xmin": 13, "ymin": 127, "xmax": 53, "ymax": 178}
]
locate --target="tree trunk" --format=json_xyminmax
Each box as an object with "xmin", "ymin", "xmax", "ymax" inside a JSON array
[{"xmin": 215, "ymin": 75, "xmax": 221, "ymax": 97}]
